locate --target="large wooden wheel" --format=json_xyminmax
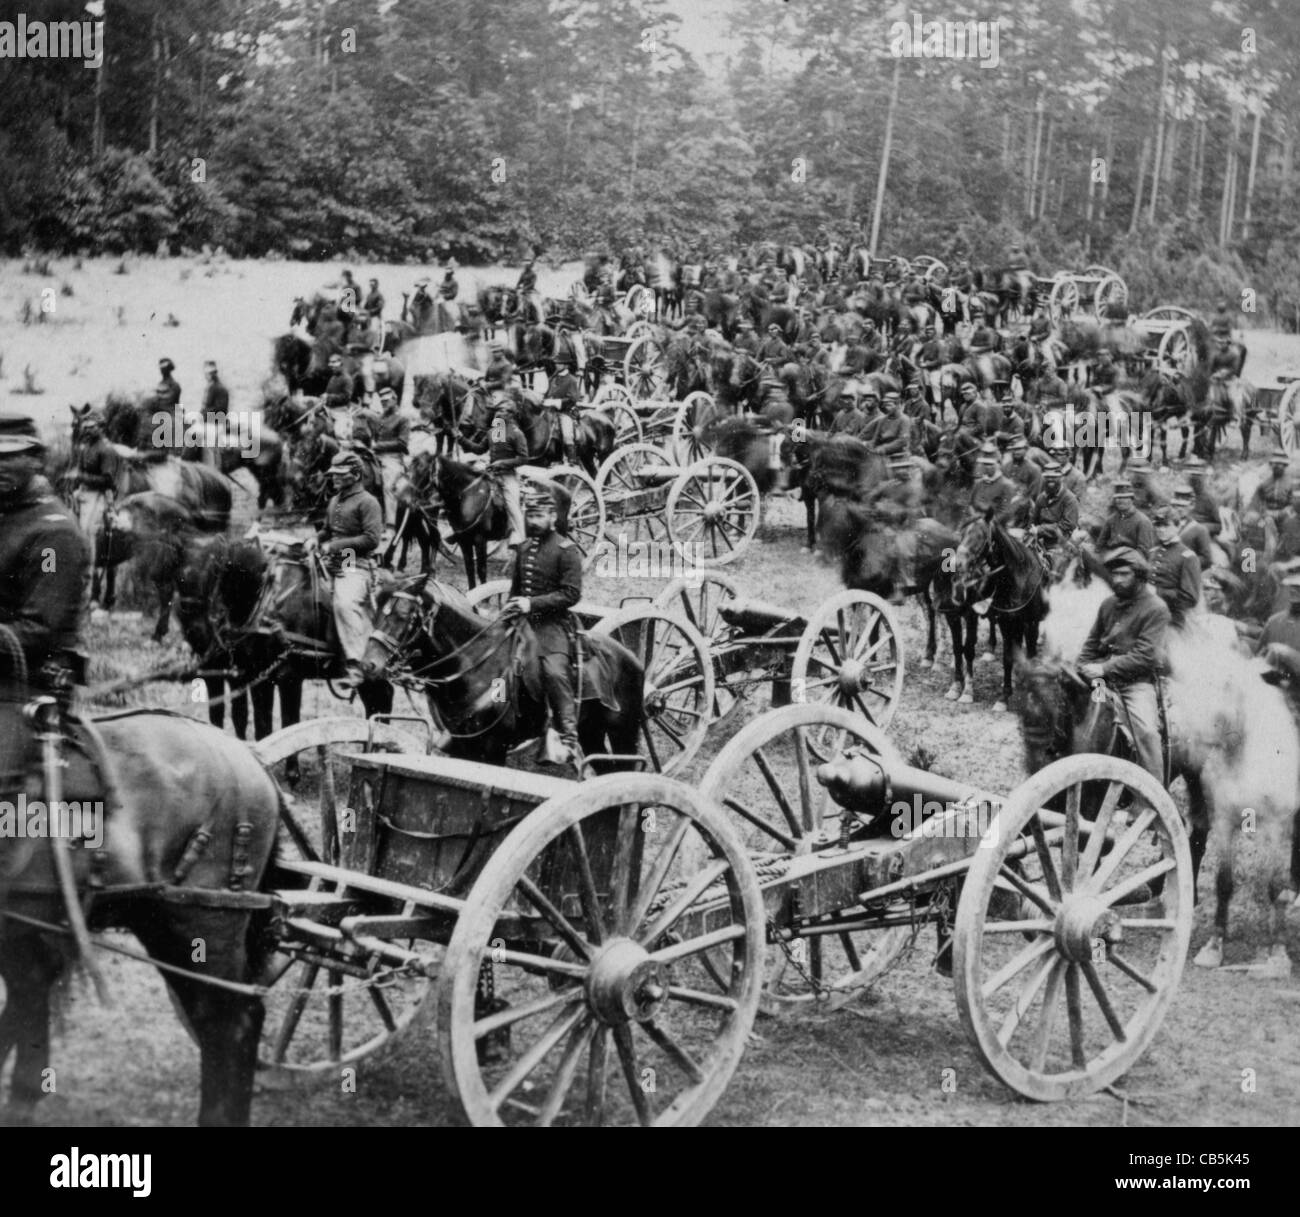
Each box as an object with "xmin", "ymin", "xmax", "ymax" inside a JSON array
[
  {"xmin": 791, "ymin": 590, "xmax": 905, "ymax": 737},
  {"xmin": 1277, "ymin": 381, "xmax": 1300, "ymax": 456},
  {"xmin": 437, "ymin": 774, "xmax": 764, "ymax": 1126},
  {"xmin": 698, "ymin": 703, "xmax": 913, "ymax": 1009},
  {"xmin": 671, "ymin": 391, "xmax": 723, "ymax": 464},
  {"xmin": 624, "ymin": 284, "xmax": 655, "ymax": 320},
  {"xmin": 654, "ymin": 573, "xmax": 741, "ymax": 722},
  {"xmin": 1048, "ymin": 277, "xmax": 1079, "ymax": 325},
  {"xmin": 1157, "ymin": 323, "xmax": 1195, "ymax": 376},
  {"xmin": 624, "ymin": 333, "xmax": 669, "ymax": 400},
  {"xmin": 253, "ymin": 717, "xmax": 434, "ymax": 1084},
  {"xmin": 953, "ymin": 754, "xmax": 1193, "ymax": 1101},
  {"xmin": 590, "ymin": 393, "xmax": 643, "ymax": 447},
  {"xmin": 592, "ymin": 608, "xmax": 714, "ymax": 777},
  {"xmin": 595, "ymin": 442, "xmax": 677, "ymax": 548},
  {"xmin": 524, "ymin": 465, "xmax": 606, "ymax": 569},
  {"xmin": 1141, "ymin": 306, "xmax": 1198, "ymax": 323},
  {"xmin": 666, "ymin": 458, "xmax": 761, "ymax": 568},
  {"xmin": 1094, "ymin": 274, "xmax": 1128, "ymax": 318}
]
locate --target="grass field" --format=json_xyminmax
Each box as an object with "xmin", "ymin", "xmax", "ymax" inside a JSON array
[{"xmin": 2, "ymin": 255, "xmax": 1299, "ymax": 1127}]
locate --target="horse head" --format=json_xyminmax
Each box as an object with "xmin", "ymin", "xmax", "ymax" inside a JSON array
[
  {"xmin": 362, "ymin": 574, "xmax": 432, "ymax": 681},
  {"xmin": 1013, "ymin": 657, "xmax": 1108, "ymax": 773}
]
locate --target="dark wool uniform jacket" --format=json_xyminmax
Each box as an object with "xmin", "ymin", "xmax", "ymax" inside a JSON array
[
  {"xmin": 1031, "ymin": 487, "xmax": 1079, "ymax": 536},
  {"xmin": 76, "ymin": 437, "xmax": 121, "ymax": 491},
  {"xmin": 970, "ymin": 475, "xmax": 1019, "ymax": 523},
  {"xmin": 319, "ymin": 484, "xmax": 382, "ymax": 563},
  {"xmin": 372, "ymin": 411, "xmax": 411, "ymax": 455},
  {"xmin": 489, "ymin": 420, "xmax": 529, "ymax": 468},
  {"xmin": 202, "ymin": 378, "xmax": 230, "ymax": 418},
  {"xmin": 1179, "ymin": 520, "xmax": 1216, "ymax": 569},
  {"xmin": 1079, "ymin": 588, "xmax": 1170, "ymax": 686},
  {"xmin": 1096, "ymin": 508, "xmax": 1156, "ymax": 553},
  {"xmin": 860, "ymin": 413, "xmax": 912, "ymax": 456},
  {"xmin": 0, "ymin": 485, "xmax": 90, "ymax": 677},
  {"xmin": 1149, "ymin": 540, "xmax": 1201, "ymax": 625},
  {"xmin": 510, "ymin": 531, "xmax": 582, "ymax": 653}
]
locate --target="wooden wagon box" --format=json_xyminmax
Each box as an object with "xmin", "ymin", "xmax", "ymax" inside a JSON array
[{"xmin": 343, "ymin": 753, "xmax": 575, "ymax": 898}]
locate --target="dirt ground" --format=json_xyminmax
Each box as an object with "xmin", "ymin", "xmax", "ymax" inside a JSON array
[{"xmin": 2, "ymin": 256, "xmax": 1299, "ymax": 1127}]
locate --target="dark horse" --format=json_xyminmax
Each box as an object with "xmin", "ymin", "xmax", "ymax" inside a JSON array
[
  {"xmin": 230, "ymin": 541, "xmax": 394, "ymax": 776},
  {"xmin": 360, "ymin": 576, "xmax": 644, "ymax": 769},
  {"xmin": 403, "ymin": 452, "xmax": 572, "ymax": 587},
  {"xmin": 0, "ymin": 708, "xmax": 280, "ymax": 1124},
  {"xmin": 951, "ymin": 513, "xmax": 1048, "ymax": 710}
]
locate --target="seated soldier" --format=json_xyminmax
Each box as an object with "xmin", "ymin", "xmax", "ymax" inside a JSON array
[
  {"xmin": 1095, "ymin": 481, "xmax": 1156, "ymax": 552},
  {"xmin": 1078, "ymin": 547, "xmax": 1170, "ymax": 783},
  {"xmin": 1003, "ymin": 435, "xmax": 1043, "ymax": 501},
  {"xmin": 1255, "ymin": 572, "xmax": 1300, "ymax": 685},
  {"xmin": 323, "ymin": 353, "xmax": 353, "ymax": 411},
  {"xmin": 860, "ymin": 389, "xmax": 911, "ymax": 455},
  {"xmin": 1030, "ymin": 460, "xmax": 1078, "ymax": 559},
  {"xmin": 1149, "ymin": 506, "xmax": 1202, "ymax": 628},
  {"xmin": 1247, "ymin": 447, "xmax": 1294, "ymax": 525}
]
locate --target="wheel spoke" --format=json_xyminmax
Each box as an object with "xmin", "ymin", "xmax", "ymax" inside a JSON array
[
  {"xmin": 1029, "ymin": 817, "xmax": 1063, "ymax": 902},
  {"xmin": 489, "ymin": 1005, "xmax": 587, "ymax": 1112},
  {"xmin": 516, "ymin": 877, "xmax": 594, "ymax": 961},
  {"xmin": 1077, "ymin": 781, "xmax": 1123, "ymax": 879},
  {"xmin": 270, "ymin": 962, "xmax": 320, "ymax": 1063},
  {"xmin": 537, "ymin": 1017, "xmax": 597, "ymax": 1127},
  {"xmin": 997, "ymin": 862, "xmax": 1056, "ymax": 916},
  {"xmin": 585, "ymin": 1026, "xmax": 610, "ymax": 1125},
  {"xmin": 1027, "ymin": 958, "xmax": 1068, "ymax": 1071},
  {"xmin": 1080, "ymin": 959, "xmax": 1127, "ymax": 1042},
  {"xmin": 1085, "ymin": 807, "xmax": 1156, "ymax": 894},
  {"xmin": 625, "ymin": 814, "xmax": 693, "ymax": 935},
  {"xmin": 1099, "ymin": 857, "xmax": 1175, "ymax": 907},
  {"xmin": 474, "ymin": 985, "xmax": 583, "ymax": 1039},
  {"xmin": 665, "ymin": 985, "xmax": 740, "ymax": 1012},
  {"xmin": 1062, "ymin": 784, "xmax": 1080, "ymax": 892},
  {"xmin": 720, "ymin": 795, "xmax": 799, "ymax": 850},
  {"xmin": 638, "ymin": 860, "xmax": 730, "ymax": 945},
  {"xmin": 566, "ymin": 823, "xmax": 607, "ymax": 945},
  {"xmin": 1106, "ymin": 949, "xmax": 1158, "ymax": 993},
  {"xmin": 981, "ymin": 935, "xmax": 1057, "ymax": 999},
  {"xmin": 639, "ymin": 1019, "xmax": 705, "ymax": 1083},
  {"xmin": 754, "ymin": 746, "xmax": 804, "ymax": 840},
  {"xmin": 997, "ymin": 950, "xmax": 1058, "ymax": 1048},
  {"xmin": 649, "ymin": 923, "xmax": 747, "ymax": 963},
  {"xmin": 368, "ymin": 981, "xmax": 398, "ymax": 1033},
  {"xmin": 1065, "ymin": 962, "xmax": 1087, "ymax": 1068},
  {"xmin": 612, "ymin": 1023, "xmax": 654, "ymax": 1127}
]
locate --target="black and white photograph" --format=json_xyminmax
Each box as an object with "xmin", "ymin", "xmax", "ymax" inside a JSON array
[{"xmin": 0, "ymin": 0, "xmax": 1297, "ymax": 1147}]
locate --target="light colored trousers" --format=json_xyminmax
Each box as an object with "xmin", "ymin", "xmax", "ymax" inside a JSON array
[
  {"xmin": 331, "ymin": 567, "xmax": 372, "ymax": 666},
  {"xmin": 1116, "ymin": 680, "xmax": 1162, "ymax": 782},
  {"xmin": 379, "ymin": 455, "xmax": 403, "ymax": 527},
  {"xmin": 76, "ymin": 490, "xmax": 107, "ymax": 566},
  {"xmin": 499, "ymin": 471, "xmax": 525, "ymax": 546}
]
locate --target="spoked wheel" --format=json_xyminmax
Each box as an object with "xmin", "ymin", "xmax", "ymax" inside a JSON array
[
  {"xmin": 253, "ymin": 717, "xmax": 428, "ymax": 864},
  {"xmin": 1049, "ymin": 278, "xmax": 1079, "ymax": 326},
  {"xmin": 1157, "ymin": 323, "xmax": 1194, "ymax": 376},
  {"xmin": 595, "ymin": 442, "xmax": 677, "ymax": 547},
  {"xmin": 592, "ymin": 394, "xmax": 643, "ymax": 447},
  {"xmin": 791, "ymin": 590, "xmax": 905, "ymax": 739},
  {"xmin": 624, "ymin": 284, "xmax": 655, "ymax": 321},
  {"xmin": 654, "ymin": 573, "xmax": 741, "ymax": 722},
  {"xmin": 253, "ymin": 717, "xmax": 434, "ymax": 1086},
  {"xmin": 666, "ymin": 458, "xmax": 761, "ymax": 568},
  {"xmin": 257, "ymin": 925, "xmax": 438, "ymax": 1088},
  {"xmin": 1094, "ymin": 274, "xmax": 1128, "ymax": 319},
  {"xmin": 671, "ymin": 391, "xmax": 723, "ymax": 464},
  {"xmin": 592, "ymin": 608, "xmax": 714, "ymax": 776},
  {"xmin": 526, "ymin": 465, "xmax": 606, "ymax": 568},
  {"xmin": 698, "ymin": 703, "xmax": 913, "ymax": 1011},
  {"xmin": 1277, "ymin": 383, "xmax": 1300, "ymax": 456},
  {"xmin": 953, "ymin": 754, "xmax": 1193, "ymax": 1101},
  {"xmin": 624, "ymin": 333, "xmax": 669, "ymax": 399},
  {"xmin": 465, "ymin": 578, "xmax": 512, "ymax": 618},
  {"xmin": 438, "ymin": 774, "xmax": 764, "ymax": 1126}
]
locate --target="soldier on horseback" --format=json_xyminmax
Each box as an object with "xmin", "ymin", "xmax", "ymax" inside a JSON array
[
  {"xmin": 324, "ymin": 353, "xmax": 353, "ymax": 411},
  {"xmin": 733, "ymin": 317, "xmax": 760, "ymax": 356},
  {"xmin": 1148, "ymin": 506, "xmax": 1202, "ymax": 629},
  {"xmin": 1029, "ymin": 461, "xmax": 1079, "ymax": 567},
  {"xmin": 1246, "ymin": 447, "xmax": 1294, "ymax": 526},
  {"xmin": 970, "ymin": 443, "xmax": 1020, "ymax": 525},
  {"xmin": 861, "ymin": 388, "xmax": 911, "ymax": 455},
  {"xmin": 0, "ymin": 414, "xmax": 90, "ymax": 702},
  {"xmin": 1078, "ymin": 546, "xmax": 1170, "ymax": 783},
  {"xmin": 316, "ymin": 451, "xmax": 382, "ymax": 689},
  {"xmin": 503, "ymin": 488, "xmax": 583, "ymax": 770},
  {"xmin": 1171, "ymin": 485, "xmax": 1216, "ymax": 569},
  {"xmin": 546, "ymin": 354, "xmax": 583, "ymax": 466},
  {"xmin": 488, "ymin": 397, "xmax": 529, "ymax": 549}
]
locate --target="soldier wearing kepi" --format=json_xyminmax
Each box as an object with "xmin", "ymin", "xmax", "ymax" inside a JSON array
[
  {"xmin": 970, "ymin": 442, "xmax": 1020, "ymax": 525},
  {"xmin": 65, "ymin": 409, "xmax": 119, "ymax": 604},
  {"xmin": 1030, "ymin": 461, "xmax": 1079, "ymax": 562},
  {"xmin": 315, "ymin": 451, "xmax": 382, "ymax": 689},
  {"xmin": 0, "ymin": 415, "xmax": 90, "ymax": 698},
  {"xmin": 1078, "ymin": 547, "xmax": 1170, "ymax": 782},
  {"xmin": 488, "ymin": 398, "xmax": 530, "ymax": 548},
  {"xmin": 1148, "ymin": 506, "xmax": 1202, "ymax": 628},
  {"xmin": 504, "ymin": 488, "xmax": 583, "ymax": 769}
]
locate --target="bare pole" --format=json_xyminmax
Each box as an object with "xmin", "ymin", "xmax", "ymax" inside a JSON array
[
  {"xmin": 1243, "ymin": 99, "xmax": 1264, "ymax": 239},
  {"xmin": 869, "ymin": 55, "xmax": 902, "ymax": 258}
]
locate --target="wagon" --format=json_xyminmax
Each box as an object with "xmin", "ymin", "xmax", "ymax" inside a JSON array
[
  {"xmin": 1124, "ymin": 306, "xmax": 1210, "ymax": 377},
  {"xmin": 1045, "ymin": 267, "xmax": 1129, "ymax": 326},
  {"xmin": 249, "ymin": 700, "xmax": 1194, "ymax": 1125},
  {"xmin": 1259, "ymin": 374, "xmax": 1300, "ymax": 456},
  {"xmin": 584, "ymin": 330, "xmax": 671, "ymax": 401},
  {"xmin": 592, "ymin": 442, "xmax": 762, "ymax": 568}
]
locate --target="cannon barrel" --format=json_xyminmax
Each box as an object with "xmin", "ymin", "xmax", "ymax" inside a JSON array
[{"xmin": 816, "ymin": 756, "xmax": 1003, "ymax": 819}]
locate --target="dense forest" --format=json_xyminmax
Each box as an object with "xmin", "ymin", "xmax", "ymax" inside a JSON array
[{"xmin": 1, "ymin": 0, "xmax": 1298, "ymax": 319}]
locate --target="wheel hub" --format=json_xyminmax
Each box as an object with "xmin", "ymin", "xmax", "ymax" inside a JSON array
[
  {"xmin": 1054, "ymin": 894, "xmax": 1122, "ymax": 963},
  {"xmin": 837, "ymin": 657, "xmax": 868, "ymax": 695},
  {"xmin": 703, "ymin": 499, "xmax": 723, "ymax": 521},
  {"xmin": 587, "ymin": 938, "xmax": 667, "ymax": 1024}
]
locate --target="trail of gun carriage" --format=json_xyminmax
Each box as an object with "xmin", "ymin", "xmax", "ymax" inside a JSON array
[{"xmin": 1, "ymin": 1, "xmax": 1299, "ymax": 1132}]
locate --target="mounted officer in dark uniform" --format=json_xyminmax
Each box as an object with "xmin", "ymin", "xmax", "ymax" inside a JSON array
[
  {"xmin": 504, "ymin": 488, "xmax": 583, "ymax": 769},
  {"xmin": 1148, "ymin": 506, "xmax": 1202, "ymax": 629},
  {"xmin": 0, "ymin": 414, "xmax": 90, "ymax": 706}
]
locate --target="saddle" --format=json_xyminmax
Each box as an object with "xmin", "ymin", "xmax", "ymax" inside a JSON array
[{"xmin": 510, "ymin": 625, "xmax": 622, "ymax": 714}]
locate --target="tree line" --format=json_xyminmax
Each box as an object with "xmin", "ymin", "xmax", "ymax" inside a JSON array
[{"xmin": 1, "ymin": 0, "xmax": 1297, "ymax": 322}]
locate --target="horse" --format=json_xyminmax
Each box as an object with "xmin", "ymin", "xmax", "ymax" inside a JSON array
[
  {"xmin": 512, "ymin": 397, "xmax": 616, "ymax": 479},
  {"xmin": 1206, "ymin": 368, "xmax": 1260, "ymax": 460},
  {"xmin": 1140, "ymin": 368, "xmax": 1196, "ymax": 465},
  {"xmin": 230, "ymin": 539, "xmax": 394, "ymax": 772},
  {"xmin": 0, "ymin": 708, "xmax": 281, "ymax": 1124},
  {"xmin": 114, "ymin": 453, "xmax": 233, "ymax": 533},
  {"xmin": 360, "ymin": 576, "xmax": 644, "ymax": 769},
  {"xmin": 1016, "ymin": 648, "xmax": 1299, "ymax": 974},
  {"xmin": 951, "ymin": 512, "xmax": 1048, "ymax": 710},
  {"xmin": 403, "ymin": 452, "xmax": 571, "ymax": 587}
]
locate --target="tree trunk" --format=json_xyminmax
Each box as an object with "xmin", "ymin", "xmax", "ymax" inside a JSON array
[
  {"xmin": 1098, "ymin": 118, "xmax": 1113, "ymax": 225},
  {"xmin": 149, "ymin": 11, "xmax": 161, "ymax": 155},
  {"xmin": 1085, "ymin": 142, "xmax": 1098, "ymax": 255},
  {"xmin": 1243, "ymin": 101, "xmax": 1264, "ymax": 239},
  {"xmin": 1000, "ymin": 111, "xmax": 1011, "ymax": 223},
  {"xmin": 1130, "ymin": 136, "xmax": 1150, "ymax": 234},
  {"xmin": 1147, "ymin": 46, "xmax": 1168, "ymax": 224},
  {"xmin": 1037, "ymin": 118, "xmax": 1054, "ymax": 220},
  {"xmin": 1220, "ymin": 104, "xmax": 1241, "ymax": 245},
  {"xmin": 92, "ymin": 10, "xmax": 107, "ymax": 159},
  {"xmin": 1028, "ymin": 93, "xmax": 1045, "ymax": 218},
  {"xmin": 868, "ymin": 56, "xmax": 902, "ymax": 257}
]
